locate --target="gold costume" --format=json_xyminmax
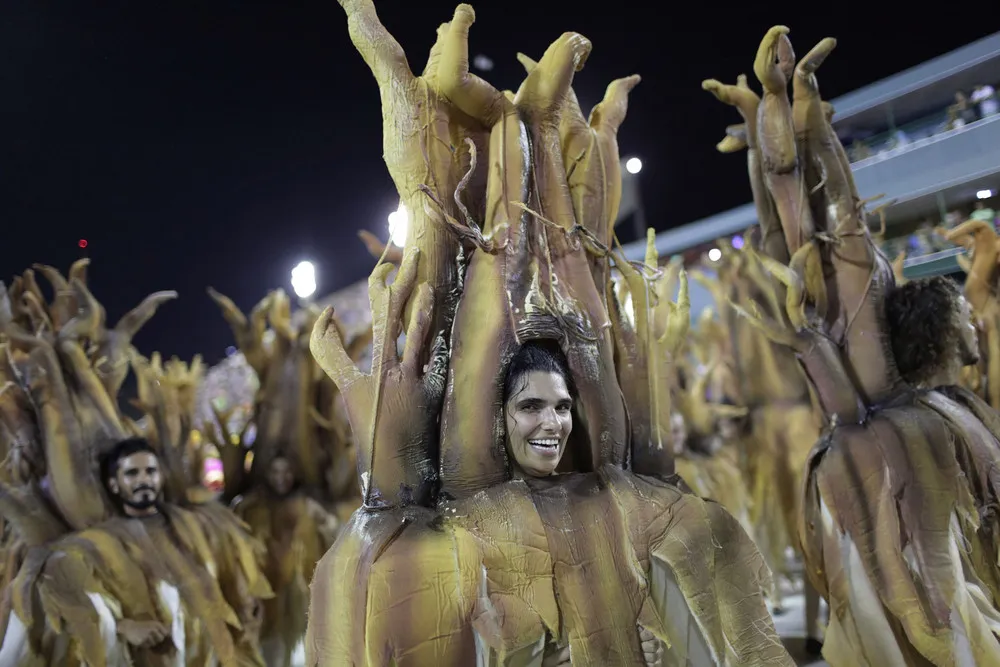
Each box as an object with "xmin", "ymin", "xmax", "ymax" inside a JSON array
[
  {"xmin": 0, "ymin": 262, "xmax": 271, "ymax": 666},
  {"xmin": 206, "ymin": 288, "xmax": 363, "ymax": 663},
  {"xmin": 305, "ymin": 3, "xmax": 792, "ymax": 665},
  {"xmin": 706, "ymin": 27, "xmax": 1000, "ymax": 664}
]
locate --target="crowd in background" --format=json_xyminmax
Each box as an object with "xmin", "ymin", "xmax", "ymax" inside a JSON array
[
  {"xmin": 847, "ymin": 82, "xmax": 998, "ymax": 163},
  {"xmin": 881, "ymin": 195, "xmax": 998, "ymax": 258},
  {"xmin": 666, "ymin": 84, "xmax": 1000, "ymax": 271}
]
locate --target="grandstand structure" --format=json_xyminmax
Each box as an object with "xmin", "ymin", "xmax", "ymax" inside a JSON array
[{"xmin": 620, "ymin": 31, "xmax": 1000, "ymax": 316}]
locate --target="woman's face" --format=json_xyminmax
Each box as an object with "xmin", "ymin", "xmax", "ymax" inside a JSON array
[{"xmin": 505, "ymin": 371, "xmax": 573, "ymax": 477}]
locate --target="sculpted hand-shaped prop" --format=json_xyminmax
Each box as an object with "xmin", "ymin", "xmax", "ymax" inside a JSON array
[
  {"xmin": 732, "ymin": 245, "xmax": 864, "ymax": 423},
  {"xmin": 130, "ymin": 352, "xmax": 209, "ymax": 503},
  {"xmin": 208, "ymin": 287, "xmax": 272, "ymax": 377},
  {"xmin": 707, "ymin": 28, "xmax": 899, "ymax": 408},
  {"xmin": 514, "ymin": 30, "xmax": 632, "ymax": 472},
  {"xmin": 312, "ymin": 251, "xmax": 448, "ymax": 508},
  {"xmin": 611, "ymin": 231, "xmax": 690, "ymax": 476},
  {"xmin": 518, "ymin": 50, "xmax": 640, "ymax": 294},
  {"xmin": 202, "ymin": 402, "xmax": 255, "ymax": 500},
  {"xmin": 339, "ymin": 0, "xmax": 487, "ymax": 352},
  {"xmin": 435, "ymin": 9, "xmax": 628, "ymax": 492}
]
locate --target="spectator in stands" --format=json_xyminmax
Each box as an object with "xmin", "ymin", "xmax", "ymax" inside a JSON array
[
  {"xmin": 971, "ymin": 84, "xmax": 998, "ymax": 118},
  {"xmin": 950, "ymin": 91, "xmax": 979, "ymax": 128},
  {"xmin": 945, "ymin": 210, "xmax": 965, "ymax": 229},
  {"xmin": 911, "ymin": 225, "xmax": 935, "ymax": 255},
  {"xmin": 890, "ymin": 129, "xmax": 911, "ymax": 150},
  {"xmin": 972, "ymin": 201, "xmax": 997, "ymax": 228},
  {"xmin": 849, "ymin": 139, "xmax": 871, "ymax": 161}
]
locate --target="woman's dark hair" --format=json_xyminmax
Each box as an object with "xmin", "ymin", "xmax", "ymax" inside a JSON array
[
  {"xmin": 503, "ymin": 341, "xmax": 577, "ymax": 403},
  {"xmin": 101, "ymin": 437, "xmax": 156, "ymax": 484},
  {"xmin": 886, "ymin": 276, "xmax": 964, "ymax": 386}
]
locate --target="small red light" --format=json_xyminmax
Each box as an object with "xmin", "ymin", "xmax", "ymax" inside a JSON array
[{"xmin": 78, "ymin": 239, "xmax": 88, "ymax": 249}]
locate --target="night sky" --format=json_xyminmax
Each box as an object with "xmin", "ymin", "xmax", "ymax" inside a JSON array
[{"xmin": 2, "ymin": 1, "xmax": 993, "ymax": 369}]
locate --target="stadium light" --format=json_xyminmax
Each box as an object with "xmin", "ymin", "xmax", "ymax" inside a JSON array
[
  {"xmin": 707, "ymin": 248, "xmax": 722, "ymax": 262},
  {"xmin": 388, "ymin": 203, "xmax": 409, "ymax": 247},
  {"xmin": 291, "ymin": 261, "xmax": 317, "ymax": 299},
  {"xmin": 978, "ymin": 189, "xmax": 994, "ymax": 200},
  {"xmin": 625, "ymin": 157, "xmax": 642, "ymax": 175}
]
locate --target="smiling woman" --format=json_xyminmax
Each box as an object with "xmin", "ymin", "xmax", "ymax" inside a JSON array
[{"xmin": 502, "ymin": 342, "xmax": 577, "ymax": 478}]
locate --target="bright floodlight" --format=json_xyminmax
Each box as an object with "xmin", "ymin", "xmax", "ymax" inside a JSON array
[
  {"xmin": 625, "ymin": 157, "xmax": 643, "ymax": 174},
  {"xmin": 708, "ymin": 248, "xmax": 722, "ymax": 262},
  {"xmin": 291, "ymin": 260, "xmax": 317, "ymax": 299},
  {"xmin": 388, "ymin": 203, "xmax": 409, "ymax": 247},
  {"xmin": 978, "ymin": 189, "xmax": 994, "ymax": 200}
]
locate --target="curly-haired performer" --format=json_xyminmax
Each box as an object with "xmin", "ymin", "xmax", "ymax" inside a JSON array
[
  {"xmin": 887, "ymin": 276, "xmax": 980, "ymax": 389},
  {"xmin": 706, "ymin": 25, "xmax": 1000, "ymax": 665},
  {"xmin": 888, "ymin": 276, "xmax": 1000, "ymax": 606}
]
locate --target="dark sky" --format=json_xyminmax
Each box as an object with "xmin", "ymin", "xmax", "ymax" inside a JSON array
[{"xmin": 2, "ymin": 1, "xmax": 994, "ymax": 368}]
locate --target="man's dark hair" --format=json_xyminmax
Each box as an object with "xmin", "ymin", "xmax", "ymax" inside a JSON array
[
  {"xmin": 886, "ymin": 276, "xmax": 965, "ymax": 386},
  {"xmin": 101, "ymin": 437, "xmax": 157, "ymax": 484},
  {"xmin": 503, "ymin": 340, "xmax": 577, "ymax": 403}
]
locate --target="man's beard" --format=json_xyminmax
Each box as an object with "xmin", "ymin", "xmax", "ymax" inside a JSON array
[{"xmin": 123, "ymin": 488, "xmax": 158, "ymax": 510}]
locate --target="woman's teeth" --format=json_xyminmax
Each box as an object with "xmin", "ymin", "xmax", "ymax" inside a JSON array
[{"xmin": 529, "ymin": 439, "xmax": 559, "ymax": 451}]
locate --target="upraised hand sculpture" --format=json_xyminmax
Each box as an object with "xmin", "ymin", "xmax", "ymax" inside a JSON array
[
  {"xmin": 130, "ymin": 352, "xmax": 212, "ymax": 502},
  {"xmin": 611, "ymin": 231, "xmax": 690, "ymax": 477},
  {"xmin": 208, "ymin": 285, "xmax": 369, "ymax": 664},
  {"xmin": 311, "ymin": 252, "xmax": 447, "ymax": 508},
  {"xmin": 338, "ymin": 0, "xmax": 489, "ymax": 353},
  {"xmin": 516, "ymin": 50, "xmax": 640, "ymax": 295}
]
